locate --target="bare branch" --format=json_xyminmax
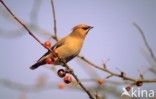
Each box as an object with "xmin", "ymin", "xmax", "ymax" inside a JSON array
[
  {"xmin": 77, "ymin": 55, "xmax": 156, "ymax": 85},
  {"xmin": 133, "ymin": 22, "xmax": 156, "ymax": 62},
  {"xmin": 30, "ymin": 0, "xmax": 42, "ymax": 25},
  {"xmin": 50, "ymin": 0, "xmax": 58, "ymax": 40},
  {"xmin": 0, "ymin": 78, "xmax": 121, "ymax": 97},
  {"xmin": 64, "ymin": 64, "xmax": 95, "ymax": 99}
]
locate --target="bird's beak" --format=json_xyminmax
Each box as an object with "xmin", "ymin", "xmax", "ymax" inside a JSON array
[
  {"xmin": 89, "ymin": 26, "xmax": 93, "ymax": 29},
  {"xmin": 86, "ymin": 26, "xmax": 93, "ymax": 35}
]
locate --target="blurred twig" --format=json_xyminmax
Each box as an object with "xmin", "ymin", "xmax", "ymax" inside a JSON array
[
  {"xmin": 50, "ymin": 0, "xmax": 58, "ymax": 40},
  {"xmin": 0, "ymin": 78, "xmax": 121, "ymax": 93},
  {"xmin": 30, "ymin": 0, "xmax": 42, "ymax": 25},
  {"xmin": 133, "ymin": 22, "xmax": 156, "ymax": 74},
  {"xmin": 133, "ymin": 22, "xmax": 156, "ymax": 62}
]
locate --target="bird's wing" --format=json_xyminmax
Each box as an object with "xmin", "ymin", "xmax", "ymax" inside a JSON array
[
  {"xmin": 52, "ymin": 38, "xmax": 66, "ymax": 49},
  {"xmin": 37, "ymin": 37, "xmax": 66, "ymax": 62}
]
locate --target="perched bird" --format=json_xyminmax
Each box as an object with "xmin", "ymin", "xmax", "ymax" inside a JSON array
[{"xmin": 30, "ymin": 24, "xmax": 93, "ymax": 70}]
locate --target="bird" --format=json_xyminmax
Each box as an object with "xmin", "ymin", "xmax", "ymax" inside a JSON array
[{"xmin": 30, "ymin": 24, "xmax": 93, "ymax": 70}]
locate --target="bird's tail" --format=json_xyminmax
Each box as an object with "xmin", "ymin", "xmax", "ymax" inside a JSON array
[{"xmin": 30, "ymin": 61, "xmax": 45, "ymax": 70}]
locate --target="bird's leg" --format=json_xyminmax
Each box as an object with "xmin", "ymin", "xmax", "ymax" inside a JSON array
[
  {"xmin": 52, "ymin": 49, "xmax": 58, "ymax": 58},
  {"xmin": 65, "ymin": 68, "xmax": 73, "ymax": 74},
  {"xmin": 59, "ymin": 58, "xmax": 67, "ymax": 67},
  {"xmin": 52, "ymin": 49, "xmax": 67, "ymax": 67}
]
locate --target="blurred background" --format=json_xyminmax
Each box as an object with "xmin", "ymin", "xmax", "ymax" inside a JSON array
[{"xmin": 0, "ymin": 0, "xmax": 156, "ymax": 99}]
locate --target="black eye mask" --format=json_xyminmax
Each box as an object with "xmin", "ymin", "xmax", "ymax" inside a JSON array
[{"xmin": 82, "ymin": 27, "xmax": 89, "ymax": 30}]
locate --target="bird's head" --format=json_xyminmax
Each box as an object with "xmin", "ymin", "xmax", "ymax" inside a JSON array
[{"xmin": 70, "ymin": 24, "xmax": 93, "ymax": 38}]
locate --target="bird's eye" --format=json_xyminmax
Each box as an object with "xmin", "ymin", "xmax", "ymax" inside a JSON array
[{"xmin": 82, "ymin": 27, "xmax": 89, "ymax": 30}]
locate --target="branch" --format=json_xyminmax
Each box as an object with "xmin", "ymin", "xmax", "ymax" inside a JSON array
[
  {"xmin": 0, "ymin": 1, "xmax": 94, "ymax": 99},
  {"xmin": 0, "ymin": 78, "xmax": 124, "ymax": 98},
  {"xmin": 50, "ymin": 0, "xmax": 58, "ymax": 40},
  {"xmin": 77, "ymin": 55, "xmax": 156, "ymax": 85},
  {"xmin": 133, "ymin": 22, "xmax": 156, "ymax": 74},
  {"xmin": 64, "ymin": 64, "xmax": 95, "ymax": 99},
  {"xmin": 0, "ymin": 78, "xmax": 121, "ymax": 96},
  {"xmin": 133, "ymin": 22, "xmax": 156, "ymax": 62},
  {"xmin": 30, "ymin": 0, "xmax": 42, "ymax": 25}
]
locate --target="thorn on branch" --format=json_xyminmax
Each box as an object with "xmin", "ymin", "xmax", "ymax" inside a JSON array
[
  {"xmin": 102, "ymin": 59, "xmax": 109, "ymax": 69},
  {"xmin": 139, "ymin": 74, "xmax": 144, "ymax": 80},
  {"xmin": 106, "ymin": 74, "xmax": 113, "ymax": 79},
  {"xmin": 119, "ymin": 72, "xmax": 125, "ymax": 78},
  {"xmin": 102, "ymin": 63, "xmax": 107, "ymax": 69},
  {"xmin": 80, "ymin": 56, "xmax": 85, "ymax": 60}
]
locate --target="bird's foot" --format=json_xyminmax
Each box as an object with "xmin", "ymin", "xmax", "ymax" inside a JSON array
[{"xmin": 65, "ymin": 68, "xmax": 73, "ymax": 74}]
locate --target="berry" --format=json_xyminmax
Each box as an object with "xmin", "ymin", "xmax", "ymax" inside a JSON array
[
  {"xmin": 45, "ymin": 58, "xmax": 54, "ymax": 64},
  {"xmin": 97, "ymin": 79, "xmax": 104, "ymax": 85},
  {"xmin": 57, "ymin": 69, "xmax": 66, "ymax": 78},
  {"xmin": 63, "ymin": 75, "xmax": 72, "ymax": 84},
  {"xmin": 125, "ymin": 86, "xmax": 131, "ymax": 91},
  {"xmin": 136, "ymin": 81, "xmax": 143, "ymax": 86},
  {"xmin": 44, "ymin": 41, "xmax": 51, "ymax": 49},
  {"xmin": 58, "ymin": 82, "xmax": 65, "ymax": 89}
]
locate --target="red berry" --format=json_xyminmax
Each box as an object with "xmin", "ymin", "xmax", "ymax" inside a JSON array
[
  {"xmin": 97, "ymin": 79, "xmax": 105, "ymax": 85},
  {"xmin": 63, "ymin": 75, "xmax": 72, "ymax": 84},
  {"xmin": 57, "ymin": 69, "xmax": 66, "ymax": 78},
  {"xmin": 45, "ymin": 58, "xmax": 54, "ymax": 64},
  {"xmin": 125, "ymin": 86, "xmax": 131, "ymax": 91},
  {"xmin": 136, "ymin": 81, "xmax": 143, "ymax": 86},
  {"xmin": 58, "ymin": 82, "xmax": 65, "ymax": 89},
  {"xmin": 44, "ymin": 41, "xmax": 51, "ymax": 49}
]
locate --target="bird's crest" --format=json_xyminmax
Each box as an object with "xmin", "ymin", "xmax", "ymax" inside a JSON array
[{"xmin": 72, "ymin": 24, "xmax": 89, "ymax": 31}]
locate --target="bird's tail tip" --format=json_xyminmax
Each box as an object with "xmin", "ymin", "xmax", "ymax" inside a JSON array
[
  {"xmin": 30, "ymin": 64, "xmax": 38, "ymax": 70},
  {"xmin": 29, "ymin": 62, "xmax": 42, "ymax": 70}
]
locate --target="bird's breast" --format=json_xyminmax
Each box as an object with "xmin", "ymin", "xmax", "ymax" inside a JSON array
[{"xmin": 55, "ymin": 38, "xmax": 83, "ymax": 60}]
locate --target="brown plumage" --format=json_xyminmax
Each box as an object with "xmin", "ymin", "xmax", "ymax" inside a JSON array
[{"xmin": 30, "ymin": 24, "xmax": 93, "ymax": 70}]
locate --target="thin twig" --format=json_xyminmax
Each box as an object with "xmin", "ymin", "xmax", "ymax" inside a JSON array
[
  {"xmin": 133, "ymin": 22, "xmax": 156, "ymax": 62},
  {"xmin": 0, "ymin": 78, "xmax": 121, "ymax": 95},
  {"xmin": 50, "ymin": 0, "xmax": 58, "ymax": 41},
  {"xmin": 30, "ymin": 0, "xmax": 42, "ymax": 25},
  {"xmin": 77, "ymin": 55, "xmax": 156, "ymax": 84}
]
